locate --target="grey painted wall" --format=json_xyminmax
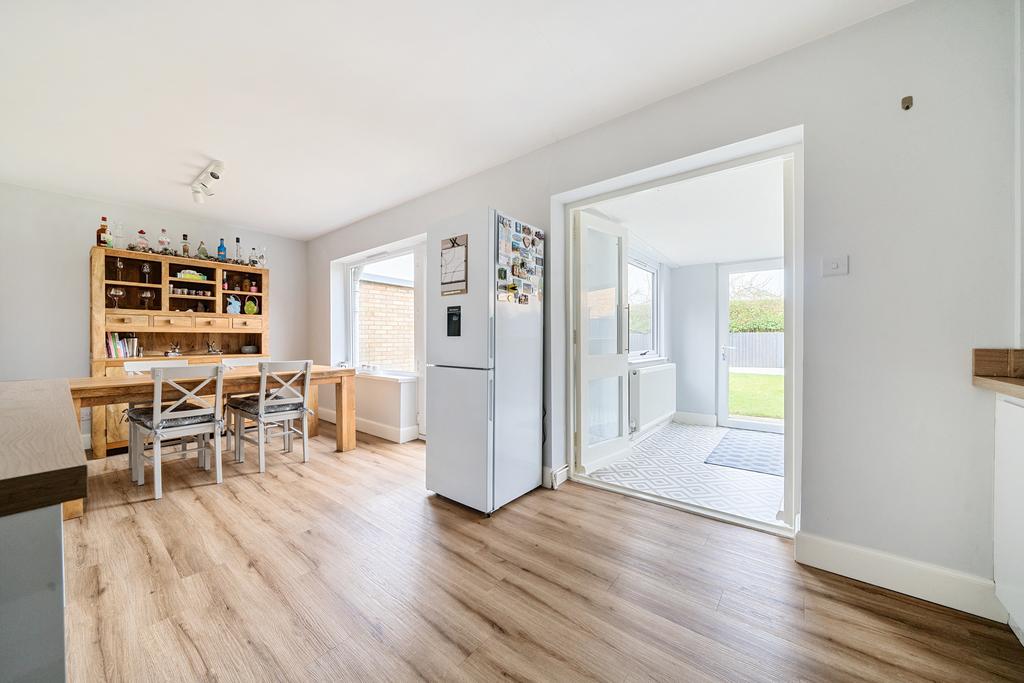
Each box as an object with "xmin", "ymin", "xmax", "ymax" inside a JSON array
[
  {"xmin": 0, "ymin": 182, "xmax": 309, "ymax": 381},
  {"xmin": 307, "ymin": 0, "xmax": 1016, "ymax": 580},
  {"xmin": 669, "ymin": 264, "xmax": 718, "ymax": 417}
]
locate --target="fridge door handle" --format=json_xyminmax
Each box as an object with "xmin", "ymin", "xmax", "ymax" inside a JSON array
[{"xmin": 488, "ymin": 378, "xmax": 494, "ymax": 421}]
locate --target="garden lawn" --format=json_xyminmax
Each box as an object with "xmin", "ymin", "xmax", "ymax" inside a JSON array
[{"xmin": 729, "ymin": 372, "xmax": 784, "ymax": 420}]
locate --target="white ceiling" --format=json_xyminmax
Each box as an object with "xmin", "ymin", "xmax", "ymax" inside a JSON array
[
  {"xmin": 0, "ymin": 0, "xmax": 908, "ymax": 240},
  {"xmin": 592, "ymin": 157, "xmax": 784, "ymax": 267}
]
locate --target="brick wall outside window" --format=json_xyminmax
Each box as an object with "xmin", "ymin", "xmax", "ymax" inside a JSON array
[{"xmin": 358, "ymin": 279, "xmax": 415, "ymax": 372}]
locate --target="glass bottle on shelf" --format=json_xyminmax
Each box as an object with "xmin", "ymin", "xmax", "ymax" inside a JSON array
[
  {"xmin": 248, "ymin": 247, "xmax": 257, "ymax": 266},
  {"xmin": 257, "ymin": 245, "xmax": 267, "ymax": 267},
  {"xmin": 113, "ymin": 221, "xmax": 126, "ymax": 249},
  {"xmin": 217, "ymin": 238, "xmax": 227, "ymax": 261},
  {"xmin": 234, "ymin": 237, "xmax": 241, "ymax": 261},
  {"xmin": 222, "ymin": 271, "xmax": 228, "ymax": 290},
  {"xmin": 181, "ymin": 234, "xmax": 191, "ymax": 258},
  {"xmin": 157, "ymin": 228, "xmax": 171, "ymax": 252},
  {"xmin": 96, "ymin": 216, "xmax": 110, "ymax": 247},
  {"xmin": 135, "ymin": 229, "xmax": 149, "ymax": 250},
  {"xmin": 197, "ymin": 240, "xmax": 209, "ymax": 259}
]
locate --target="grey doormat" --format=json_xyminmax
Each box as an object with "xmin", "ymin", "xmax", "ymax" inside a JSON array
[{"xmin": 704, "ymin": 428, "xmax": 783, "ymax": 477}]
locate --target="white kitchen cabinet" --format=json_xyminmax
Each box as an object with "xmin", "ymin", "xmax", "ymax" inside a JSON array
[{"xmin": 994, "ymin": 395, "xmax": 1024, "ymax": 639}]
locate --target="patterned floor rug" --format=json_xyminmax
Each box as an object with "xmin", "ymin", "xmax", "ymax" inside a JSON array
[
  {"xmin": 703, "ymin": 428, "xmax": 784, "ymax": 476},
  {"xmin": 589, "ymin": 422, "xmax": 783, "ymax": 524}
]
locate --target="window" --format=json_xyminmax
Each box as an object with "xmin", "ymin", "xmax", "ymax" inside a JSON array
[
  {"xmin": 627, "ymin": 262, "xmax": 657, "ymax": 357},
  {"xmin": 353, "ymin": 253, "xmax": 416, "ymax": 372}
]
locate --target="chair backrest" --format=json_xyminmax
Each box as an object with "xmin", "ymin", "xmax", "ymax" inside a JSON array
[
  {"xmin": 222, "ymin": 357, "xmax": 261, "ymax": 369},
  {"xmin": 257, "ymin": 360, "xmax": 313, "ymax": 414},
  {"xmin": 149, "ymin": 364, "xmax": 224, "ymax": 428},
  {"xmin": 124, "ymin": 359, "xmax": 189, "ymax": 375}
]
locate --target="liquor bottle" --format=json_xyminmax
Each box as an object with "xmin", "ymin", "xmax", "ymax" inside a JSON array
[
  {"xmin": 248, "ymin": 247, "xmax": 258, "ymax": 266},
  {"xmin": 197, "ymin": 240, "xmax": 209, "ymax": 258},
  {"xmin": 181, "ymin": 234, "xmax": 191, "ymax": 258},
  {"xmin": 136, "ymin": 229, "xmax": 149, "ymax": 250},
  {"xmin": 222, "ymin": 271, "xmax": 228, "ymax": 290},
  {"xmin": 217, "ymin": 238, "xmax": 227, "ymax": 261},
  {"xmin": 96, "ymin": 216, "xmax": 109, "ymax": 246},
  {"xmin": 234, "ymin": 237, "xmax": 241, "ymax": 261}
]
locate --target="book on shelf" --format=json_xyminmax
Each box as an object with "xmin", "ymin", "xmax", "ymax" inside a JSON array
[{"xmin": 106, "ymin": 332, "xmax": 139, "ymax": 359}]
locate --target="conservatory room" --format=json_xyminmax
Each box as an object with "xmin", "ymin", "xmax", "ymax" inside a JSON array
[{"xmin": 577, "ymin": 154, "xmax": 792, "ymax": 531}]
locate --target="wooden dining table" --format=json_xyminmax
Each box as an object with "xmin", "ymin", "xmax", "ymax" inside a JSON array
[{"xmin": 62, "ymin": 364, "xmax": 355, "ymax": 519}]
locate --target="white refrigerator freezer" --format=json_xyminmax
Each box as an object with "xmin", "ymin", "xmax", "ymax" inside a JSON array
[{"xmin": 425, "ymin": 208, "xmax": 545, "ymax": 514}]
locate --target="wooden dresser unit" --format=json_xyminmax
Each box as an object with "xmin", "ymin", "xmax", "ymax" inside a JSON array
[{"xmin": 89, "ymin": 246, "xmax": 270, "ymax": 458}]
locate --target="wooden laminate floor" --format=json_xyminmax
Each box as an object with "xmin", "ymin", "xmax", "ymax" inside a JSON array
[{"xmin": 64, "ymin": 434, "xmax": 1024, "ymax": 682}]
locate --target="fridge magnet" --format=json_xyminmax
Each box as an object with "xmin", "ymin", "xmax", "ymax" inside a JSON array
[
  {"xmin": 440, "ymin": 234, "xmax": 469, "ymax": 296},
  {"xmin": 518, "ymin": 293, "xmax": 529, "ymax": 305},
  {"xmin": 511, "ymin": 239, "xmax": 521, "ymax": 253},
  {"xmin": 514, "ymin": 222, "xmax": 522, "ymax": 234},
  {"xmin": 508, "ymin": 279, "xmax": 519, "ymax": 293},
  {"xmin": 535, "ymin": 229, "xmax": 544, "ymax": 241},
  {"xmin": 522, "ymin": 225, "xmax": 532, "ymax": 236},
  {"xmin": 535, "ymin": 256, "xmax": 544, "ymax": 267},
  {"xmin": 497, "ymin": 266, "xmax": 508, "ymax": 281},
  {"xmin": 522, "ymin": 282, "xmax": 534, "ymax": 294}
]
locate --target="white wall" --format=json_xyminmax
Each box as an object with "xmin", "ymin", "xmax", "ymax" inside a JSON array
[
  {"xmin": 307, "ymin": 0, "xmax": 1016, "ymax": 583},
  {"xmin": 669, "ymin": 264, "xmax": 718, "ymax": 417},
  {"xmin": 0, "ymin": 182, "xmax": 309, "ymax": 382}
]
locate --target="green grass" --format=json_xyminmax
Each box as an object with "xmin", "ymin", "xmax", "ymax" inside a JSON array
[{"xmin": 729, "ymin": 372, "xmax": 784, "ymax": 420}]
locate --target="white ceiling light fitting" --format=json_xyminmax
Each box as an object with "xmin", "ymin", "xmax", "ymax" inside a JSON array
[{"xmin": 191, "ymin": 160, "xmax": 225, "ymax": 204}]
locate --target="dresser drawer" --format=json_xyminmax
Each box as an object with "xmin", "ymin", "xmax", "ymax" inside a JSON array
[
  {"xmin": 231, "ymin": 318, "xmax": 263, "ymax": 331},
  {"xmin": 195, "ymin": 316, "xmax": 230, "ymax": 330},
  {"xmin": 153, "ymin": 315, "xmax": 194, "ymax": 329},
  {"xmin": 106, "ymin": 314, "xmax": 150, "ymax": 328}
]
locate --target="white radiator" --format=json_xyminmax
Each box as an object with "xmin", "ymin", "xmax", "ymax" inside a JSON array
[{"xmin": 629, "ymin": 362, "xmax": 676, "ymax": 435}]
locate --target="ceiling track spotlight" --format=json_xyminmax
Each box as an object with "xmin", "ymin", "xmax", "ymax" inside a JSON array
[{"xmin": 191, "ymin": 160, "xmax": 225, "ymax": 204}]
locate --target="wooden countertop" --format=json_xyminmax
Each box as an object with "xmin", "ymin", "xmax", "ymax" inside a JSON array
[
  {"xmin": 0, "ymin": 379, "xmax": 87, "ymax": 517},
  {"xmin": 973, "ymin": 375, "xmax": 1024, "ymax": 401}
]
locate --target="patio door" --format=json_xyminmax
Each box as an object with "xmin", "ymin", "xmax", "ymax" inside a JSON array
[
  {"xmin": 574, "ymin": 210, "xmax": 631, "ymax": 472},
  {"xmin": 717, "ymin": 259, "xmax": 784, "ymax": 434}
]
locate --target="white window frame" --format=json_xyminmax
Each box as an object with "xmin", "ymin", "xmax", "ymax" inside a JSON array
[
  {"xmin": 347, "ymin": 249, "xmax": 418, "ymax": 373},
  {"xmin": 627, "ymin": 258, "xmax": 659, "ymax": 360}
]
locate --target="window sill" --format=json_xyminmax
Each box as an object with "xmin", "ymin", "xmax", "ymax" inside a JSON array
[{"xmin": 628, "ymin": 356, "xmax": 670, "ymax": 367}]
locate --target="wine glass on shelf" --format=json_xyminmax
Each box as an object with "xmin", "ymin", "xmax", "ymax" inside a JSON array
[
  {"xmin": 138, "ymin": 290, "xmax": 154, "ymax": 310},
  {"xmin": 141, "ymin": 262, "xmax": 151, "ymax": 284},
  {"xmin": 115, "ymin": 258, "xmax": 125, "ymax": 281},
  {"xmin": 108, "ymin": 286, "xmax": 126, "ymax": 309}
]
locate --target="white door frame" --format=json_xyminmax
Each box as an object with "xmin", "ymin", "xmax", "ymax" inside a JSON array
[
  {"xmin": 717, "ymin": 258, "xmax": 785, "ymax": 434},
  {"xmin": 558, "ymin": 135, "xmax": 803, "ymax": 534}
]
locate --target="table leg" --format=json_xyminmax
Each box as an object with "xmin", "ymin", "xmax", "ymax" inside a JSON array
[
  {"xmin": 336, "ymin": 376, "xmax": 356, "ymax": 452},
  {"xmin": 64, "ymin": 398, "xmax": 85, "ymax": 520},
  {"xmin": 308, "ymin": 385, "xmax": 320, "ymax": 438}
]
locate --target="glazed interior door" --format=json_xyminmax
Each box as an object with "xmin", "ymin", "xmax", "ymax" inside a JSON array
[
  {"xmin": 576, "ymin": 210, "xmax": 630, "ymax": 472},
  {"xmin": 717, "ymin": 259, "xmax": 784, "ymax": 434}
]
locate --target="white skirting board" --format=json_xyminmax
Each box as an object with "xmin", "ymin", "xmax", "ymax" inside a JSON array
[
  {"xmin": 319, "ymin": 407, "xmax": 419, "ymax": 443},
  {"xmin": 355, "ymin": 417, "xmax": 419, "ymax": 443},
  {"xmin": 672, "ymin": 411, "xmax": 717, "ymax": 427},
  {"xmin": 795, "ymin": 531, "xmax": 1008, "ymax": 622}
]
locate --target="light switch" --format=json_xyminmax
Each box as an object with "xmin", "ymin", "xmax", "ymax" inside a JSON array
[{"xmin": 822, "ymin": 255, "xmax": 849, "ymax": 277}]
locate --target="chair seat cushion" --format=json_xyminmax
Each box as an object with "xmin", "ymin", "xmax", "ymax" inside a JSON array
[
  {"xmin": 126, "ymin": 404, "xmax": 215, "ymax": 430},
  {"xmin": 227, "ymin": 396, "xmax": 303, "ymax": 416}
]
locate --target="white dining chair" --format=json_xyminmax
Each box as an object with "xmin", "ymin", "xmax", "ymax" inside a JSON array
[
  {"xmin": 127, "ymin": 364, "xmax": 225, "ymax": 499},
  {"xmin": 227, "ymin": 360, "xmax": 312, "ymax": 473},
  {"xmin": 222, "ymin": 357, "xmax": 261, "ymax": 453},
  {"xmin": 123, "ymin": 360, "xmax": 205, "ymax": 466}
]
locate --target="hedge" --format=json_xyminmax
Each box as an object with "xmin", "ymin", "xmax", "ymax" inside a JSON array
[{"xmin": 729, "ymin": 298, "xmax": 784, "ymax": 332}]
